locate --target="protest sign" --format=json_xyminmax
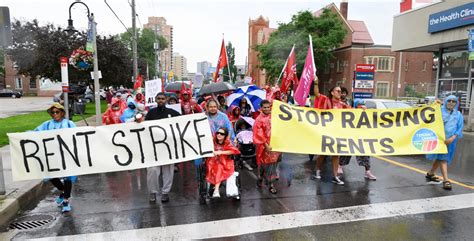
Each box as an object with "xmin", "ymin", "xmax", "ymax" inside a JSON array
[
  {"xmin": 8, "ymin": 113, "xmax": 213, "ymax": 181},
  {"xmin": 166, "ymin": 103, "xmax": 182, "ymax": 114},
  {"xmin": 270, "ymin": 101, "xmax": 447, "ymax": 156},
  {"xmin": 145, "ymin": 79, "xmax": 162, "ymax": 108}
]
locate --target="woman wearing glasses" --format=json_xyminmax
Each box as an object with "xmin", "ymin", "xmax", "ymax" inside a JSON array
[
  {"xmin": 206, "ymin": 128, "xmax": 240, "ymax": 198},
  {"xmin": 425, "ymin": 95, "xmax": 464, "ymax": 190},
  {"xmin": 312, "ymin": 78, "xmax": 350, "ymax": 185},
  {"xmin": 34, "ymin": 103, "xmax": 77, "ymax": 213}
]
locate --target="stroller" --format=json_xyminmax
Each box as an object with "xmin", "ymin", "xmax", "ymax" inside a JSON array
[
  {"xmin": 196, "ymin": 155, "xmax": 242, "ymax": 205},
  {"xmin": 234, "ymin": 117, "xmax": 257, "ymax": 169}
]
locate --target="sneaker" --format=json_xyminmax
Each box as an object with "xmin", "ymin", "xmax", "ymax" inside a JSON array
[
  {"xmin": 312, "ymin": 170, "xmax": 321, "ymax": 180},
  {"xmin": 149, "ymin": 193, "xmax": 156, "ymax": 202},
  {"xmin": 62, "ymin": 201, "xmax": 71, "ymax": 213},
  {"xmin": 365, "ymin": 171, "xmax": 377, "ymax": 180},
  {"xmin": 55, "ymin": 195, "xmax": 64, "ymax": 206},
  {"xmin": 212, "ymin": 190, "xmax": 220, "ymax": 198},
  {"xmin": 332, "ymin": 176, "xmax": 345, "ymax": 185},
  {"xmin": 425, "ymin": 172, "xmax": 442, "ymax": 183},
  {"xmin": 337, "ymin": 166, "xmax": 344, "ymax": 175},
  {"xmin": 161, "ymin": 193, "xmax": 170, "ymax": 203}
]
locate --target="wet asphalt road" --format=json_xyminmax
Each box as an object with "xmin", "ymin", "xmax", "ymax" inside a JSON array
[{"xmin": 1, "ymin": 151, "xmax": 473, "ymax": 240}]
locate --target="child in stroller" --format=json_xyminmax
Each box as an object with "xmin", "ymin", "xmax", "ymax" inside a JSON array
[
  {"xmin": 197, "ymin": 128, "xmax": 241, "ymax": 204},
  {"xmin": 235, "ymin": 117, "xmax": 257, "ymax": 170}
]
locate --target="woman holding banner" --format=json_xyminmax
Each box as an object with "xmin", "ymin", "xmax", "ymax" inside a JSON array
[
  {"xmin": 425, "ymin": 95, "xmax": 463, "ymax": 190},
  {"xmin": 34, "ymin": 103, "xmax": 77, "ymax": 213},
  {"xmin": 312, "ymin": 78, "xmax": 350, "ymax": 185}
]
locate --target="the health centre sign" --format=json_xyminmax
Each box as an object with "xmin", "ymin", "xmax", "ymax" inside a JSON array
[{"xmin": 428, "ymin": 2, "xmax": 474, "ymax": 33}]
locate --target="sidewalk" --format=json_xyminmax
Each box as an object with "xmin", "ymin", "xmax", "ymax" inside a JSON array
[{"xmin": 0, "ymin": 115, "xmax": 98, "ymax": 229}]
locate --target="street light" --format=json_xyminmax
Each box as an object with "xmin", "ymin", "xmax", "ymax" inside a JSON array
[{"xmin": 65, "ymin": 0, "xmax": 101, "ymax": 126}]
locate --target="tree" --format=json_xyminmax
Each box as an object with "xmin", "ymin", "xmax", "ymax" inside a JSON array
[
  {"xmin": 256, "ymin": 10, "xmax": 346, "ymax": 85},
  {"xmin": 7, "ymin": 19, "xmax": 134, "ymax": 88},
  {"xmin": 120, "ymin": 28, "xmax": 168, "ymax": 79},
  {"xmin": 224, "ymin": 41, "xmax": 237, "ymax": 82}
]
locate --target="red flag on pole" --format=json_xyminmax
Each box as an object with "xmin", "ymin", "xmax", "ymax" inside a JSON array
[
  {"xmin": 279, "ymin": 45, "xmax": 298, "ymax": 94},
  {"xmin": 134, "ymin": 74, "xmax": 143, "ymax": 90},
  {"xmin": 294, "ymin": 35, "xmax": 316, "ymax": 106},
  {"xmin": 214, "ymin": 39, "xmax": 228, "ymax": 82}
]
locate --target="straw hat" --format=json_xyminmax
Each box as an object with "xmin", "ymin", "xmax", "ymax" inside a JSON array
[{"xmin": 47, "ymin": 103, "xmax": 66, "ymax": 116}]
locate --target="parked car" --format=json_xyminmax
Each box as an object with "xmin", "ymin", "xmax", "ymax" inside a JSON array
[
  {"xmin": 0, "ymin": 89, "xmax": 22, "ymax": 98},
  {"xmin": 424, "ymin": 96, "xmax": 436, "ymax": 104},
  {"xmin": 363, "ymin": 99, "xmax": 411, "ymax": 109}
]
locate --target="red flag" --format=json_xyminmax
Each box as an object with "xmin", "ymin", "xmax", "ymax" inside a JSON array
[
  {"xmin": 279, "ymin": 45, "xmax": 298, "ymax": 94},
  {"xmin": 294, "ymin": 35, "xmax": 316, "ymax": 106},
  {"xmin": 134, "ymin": 75, "xmax": 143, "ymax": 90},
  {"xmin": 214, "ymin": 39, "xmax": 228, "ymax": 82}
]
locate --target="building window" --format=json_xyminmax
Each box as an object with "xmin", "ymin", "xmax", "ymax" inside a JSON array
[
  {"xmin": 15, "ymin": 77, "xmax": 22, "ymax": 89},
  {"xmin": 364, "ymin": 56, "xmax": 395, "ymax": 72},
  {"xmin": 336, "ymin": 60, "xmax": 342, "ymax": 73},
  {"xmin": 29, "ymin": 78, "xmax": 36, "ymax": 89},
  {"xmin": 405, "ymin": 60, "xmax": 409, "ymax": 72},
  {"xmin": 376, "ymin": 82, "xmax": 389, "ymax": 97},
  {"xmin": 257, "ymin": 30, "xmax": 264, "ymax": 44},
  {"xmin": 422, "ymin": 61, "xmax": 427, "ymax": 71}
]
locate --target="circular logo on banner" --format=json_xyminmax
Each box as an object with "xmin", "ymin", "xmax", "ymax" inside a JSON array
[{"xmin": 412, "ymin": 128, "xmax": 438, "ymax": 152}]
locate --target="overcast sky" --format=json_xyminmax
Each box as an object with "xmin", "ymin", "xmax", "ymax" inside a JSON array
[{"xmin": 2, "ymin": 0, "xmax": 400, "ymax": 72}]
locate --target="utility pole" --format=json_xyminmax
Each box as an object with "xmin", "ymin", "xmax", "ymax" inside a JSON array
[
  {"xmin": 131, "ymin": 0, "xmax": 138, "ymax": 83},
  {"xmin": 154, "ymin": 25, "xmax": 160, "ymax": 79}
]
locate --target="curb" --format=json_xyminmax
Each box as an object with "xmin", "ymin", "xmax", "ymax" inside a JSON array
[
  {"xmin": 0, "ymin": 115, "xmax": 97, "ymax": 230},
  {"xmin": 0, "ymin": 181, "xmax": 49, "ymax": 229}
]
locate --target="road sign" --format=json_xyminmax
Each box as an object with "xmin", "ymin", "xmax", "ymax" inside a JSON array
[
  {"xmin": 354, "ymin": 80, "xmax": 374, "ymax": 89},
  {"xmin": 355, "ymin": 64, "xmax": 375, "ymax": 73},
  {"xmin": 353, "ymin": 92, "xmax": 373, "ymax": 99},
  {"xmin": 60, "ymin": 57, "xmax": 69, "ymax": 91},
  {"xmin": 355, "ymin": 72, "xmax": 374, "ymax": 80}
]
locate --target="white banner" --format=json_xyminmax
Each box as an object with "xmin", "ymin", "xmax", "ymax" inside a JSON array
[
  {"xmin": 8, "ymin": 113, "xmax": 214, "ymax": 181},
  {"xmin": 166, "ymin": 103, "xmax": 182, "ymax": 114},
  {"xmin": 145, "ymin": 79, "xmax": 162, "ymax": 108}
]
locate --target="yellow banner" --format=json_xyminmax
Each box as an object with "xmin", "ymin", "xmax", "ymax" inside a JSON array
[{"xmin": 270, "ymin": 101, "xmax": 447, "ymax": 156}]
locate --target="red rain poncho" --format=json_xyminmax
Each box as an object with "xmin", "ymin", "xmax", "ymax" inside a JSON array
[
  {"xmin": 253, "ymin": 112, "xmax": 280, "ymax": 165},
  {"xmin": 206, "ymin": 139, "xmax": 240, "ymax": 185},
  {"xmin": 102, "ymin": 98, "xmax": 125, "ymax": 124}
]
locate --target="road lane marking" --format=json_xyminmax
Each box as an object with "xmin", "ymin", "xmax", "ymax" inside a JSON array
[
  {"xmin": 375, "ymin": 156, "xmax": 474, "ymax": 190},
  {"xmin": 31, "ymin": 193, "xmax": 474, "ymax": 241}
]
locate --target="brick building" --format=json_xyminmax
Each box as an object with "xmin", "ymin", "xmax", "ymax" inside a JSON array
[
  {"xmin": 317, "ymin": 2, "xmax": 434, "ymax": 98},
  {"xmin": 247, "ymin": 16, "xmax": 276, "ymax": 87}
]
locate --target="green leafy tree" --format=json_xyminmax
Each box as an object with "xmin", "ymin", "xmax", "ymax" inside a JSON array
[
  {"xmin": 257, "ymin": 10, "xmax": 346, "ymax": 85},
  {"xmin": 224, "ymin": 41, "xmax": 237, "ymax": 82},
  {"xmin": 120, "ymin": 28, "xmax": 168, "ymax": 78},
  {"xmin": 7, "ymin": 19, "xmax": 133, "ymax": 88}
]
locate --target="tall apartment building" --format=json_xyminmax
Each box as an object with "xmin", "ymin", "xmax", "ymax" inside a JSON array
[
  {"xmin": 197, "ymin": 61, "xmax": 212, "ymax": 79},
  {"xmin": 143, "ymin": 17, "xmax": 173, "ymax": 73},
  {"xmin": 172, "ymin": 53, "xmax": 188, "ymax": 80}
]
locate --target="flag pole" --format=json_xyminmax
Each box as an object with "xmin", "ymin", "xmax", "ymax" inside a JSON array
[
  {"xmin": 276, "ymin": 44, "xmax": 295, "ymax": 86},
  {"xmin": 223, "ymin": 33, "xmax": 233, "ymax": 83}
]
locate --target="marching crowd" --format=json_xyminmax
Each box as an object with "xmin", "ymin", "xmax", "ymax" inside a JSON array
[{"xmin": 34, "ymin": 77, "xmax": 464, "ymax": 212}]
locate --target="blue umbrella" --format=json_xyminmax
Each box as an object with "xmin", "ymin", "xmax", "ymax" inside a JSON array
[{"xmin": 227, "ymin": 85, "xmax": 266, "ymax": 111}]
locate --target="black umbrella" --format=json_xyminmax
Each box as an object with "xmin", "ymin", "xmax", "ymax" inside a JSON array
[
  {"xmin": 198, "ymin": 82, "xmax": 236, "ymax": 96},
  {"xmin": 234, "ymin": 81, "xmax": 250, "ymax": 88},
  {"xmin": 164, "ymin": 81, "xmax": 190, "ymax": 92}
]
